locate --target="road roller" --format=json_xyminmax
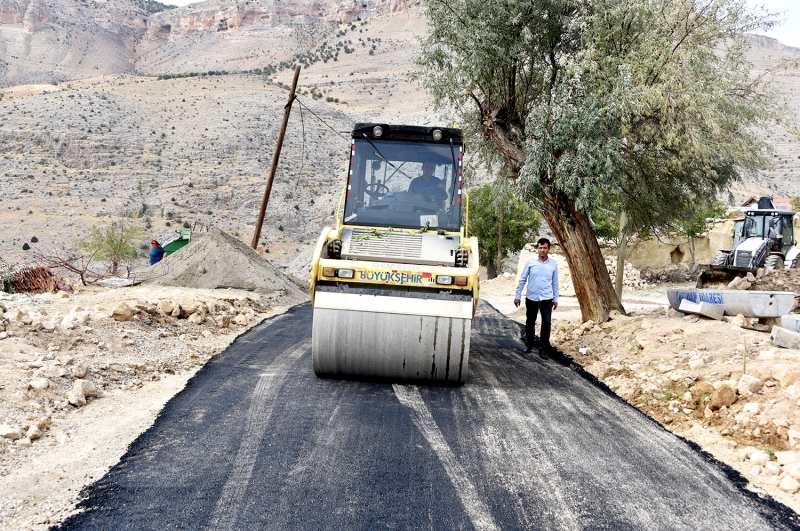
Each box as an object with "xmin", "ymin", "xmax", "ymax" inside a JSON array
[{"xmin": 309, "ymin": 123, "xmax": 480, "ymax": 384}]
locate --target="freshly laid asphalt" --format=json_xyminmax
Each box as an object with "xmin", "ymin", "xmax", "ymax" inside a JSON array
[{"xmin": 54, "ymin": 302, "xmax": 799, "ymax": 530}]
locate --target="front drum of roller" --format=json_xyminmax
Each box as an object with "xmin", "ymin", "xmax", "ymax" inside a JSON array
[{"xmin": 312, "ymin": 308, "xmax": 471, "ymax": 384}]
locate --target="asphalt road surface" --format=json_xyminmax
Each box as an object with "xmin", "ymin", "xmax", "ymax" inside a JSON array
[{"xmin": 54, "ymin": 302, "xmax": 798, "ymax": 531}]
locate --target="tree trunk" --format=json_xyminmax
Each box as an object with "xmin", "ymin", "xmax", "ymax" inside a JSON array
[
  {"xmin": 541, "ymin": 191, "xmax": 625, "ymax": 322},
  {"xmin": 486, "ymin": 259, "xmax": 497, "ymax": 280},
  {"xmin": 615, "ymin": 210, "xmax": 629, "ymax": 303},
  {"xmin": 496, "ymin": 201, "xmax": 505, "ymax": 277}
]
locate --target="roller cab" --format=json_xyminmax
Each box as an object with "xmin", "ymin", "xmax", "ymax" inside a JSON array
[{"xmin": 310, "ymin": 124, "xmax": 480, "ymax": 384}]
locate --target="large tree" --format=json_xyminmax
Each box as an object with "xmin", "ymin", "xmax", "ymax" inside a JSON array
[{"xmin": 417, "ymin": 0, "xmax": 776, "ymax": 321}]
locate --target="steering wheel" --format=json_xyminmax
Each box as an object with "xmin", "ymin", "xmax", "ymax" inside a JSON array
[
  {"xmin": 364, "ymin": 182, "xmax": 389, "ymax": 199},
  {"xmin": 421, "ymin": 187, "xmax": 449, "ymax": 202}
]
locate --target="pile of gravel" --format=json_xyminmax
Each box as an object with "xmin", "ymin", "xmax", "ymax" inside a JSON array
[{"xmin": 145, "ymin": 227, "xmax": 308, "ymax": 303}]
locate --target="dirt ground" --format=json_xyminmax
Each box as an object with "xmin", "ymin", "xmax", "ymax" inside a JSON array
[
  {"xmin": 481, "ymin": 273, "xmax": 800, "ymax": 514},
  {"xmin": 1, "ymin": 271, "xmax": 799, "ymax": 529},
  {"xmin": 0, "ymin": 284, "xmax": 295, "ymax": 530}
]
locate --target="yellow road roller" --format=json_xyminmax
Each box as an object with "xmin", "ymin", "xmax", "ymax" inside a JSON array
[{"xmin": 309, "ymin": 123, "xmax": 480, "ymax": 384}]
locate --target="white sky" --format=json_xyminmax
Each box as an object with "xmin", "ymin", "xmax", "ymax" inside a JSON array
[
  {"xmin": 165, "ymin": 0, "xmax": 799, "ymax": 48},
  {"xmin": 747, "ymin": 0, "xmax": 800, "ymax": 47}
]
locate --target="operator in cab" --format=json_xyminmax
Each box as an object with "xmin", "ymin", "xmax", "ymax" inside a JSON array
[{"xmin": 408, "ymin": 161, "xmax": 445, "ymax": 196}]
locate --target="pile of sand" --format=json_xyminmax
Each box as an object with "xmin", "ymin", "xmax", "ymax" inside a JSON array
[{"xmin": 144, "ymin": 228, "xmax": 308, "ymax": 304}]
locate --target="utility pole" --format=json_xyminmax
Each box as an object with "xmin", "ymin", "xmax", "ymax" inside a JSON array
[{"xmin": 251, "ymin": 65, "xmax": 301, "ymax": 249}]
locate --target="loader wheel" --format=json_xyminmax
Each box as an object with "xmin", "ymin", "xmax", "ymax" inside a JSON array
[
  {"xmin": 711, "ymin": 252, "xmax": 729, "ymax": 267},
  {"xmin": 764, "ymin": 254, "xmax": 783, "ymax": 271},
  {"xmin": 792, "ymin": 256, "xmax": 799, "ymax": 269}
]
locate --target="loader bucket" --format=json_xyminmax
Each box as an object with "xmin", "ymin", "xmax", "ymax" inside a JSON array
[{"xmin": 695, "ymin": 267, "xmax": 742, "ymax": 289}]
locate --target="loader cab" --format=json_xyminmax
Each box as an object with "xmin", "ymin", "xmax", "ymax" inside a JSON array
[
  {"xmin": 742, "ymin": 209, "xmax": 796, "ymax": 256},
  {"xmin": 342, "ymin": 124, "xmax": 464, "ymax": 233}
]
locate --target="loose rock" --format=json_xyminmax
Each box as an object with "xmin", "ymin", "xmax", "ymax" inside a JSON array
[
  {"xmin": 29, "ymin": 377, "xmax": 50, "ymax": 390},
  {"xmin": 111, "ymin": 303, "xmax": 134, "ymax": 322},
  {"xmin": 738, "ymin": 374, "xmax": 763, "ymax": 395},
  {"xmin": 777, "ymin": 451, "xmax": 800, "ymax": 465},
  {"xmin": 780, "ymin": 476, "xmax": 800, "ymax": 494},
  {"xmin": 710, "ymin": 385, "xmax": 737, "ymax": 410},
  {"xmin": 732, "ymin": 314, "xmax": 753, "ymax": 329},
  {"xmin": 73, "ymin": 379, "xmax": 97, "ymax": 398},
  {"xmin": 0, "ymin": 424, "xmax": 22, "ymax": 440},
  {"xmin": 67, "ymin": 390, "xmax": 86, "ymax": 407},
  {"xmin": 750, "ymin": 450, "xmax": 770, "ymax": 466},
  {"xmin": 71, "ymin": 363, "xmax": 88, "ymax": 379},
  {"xmin": 26, "ymin": 425, "xmax": 42, "ymax": 440}
]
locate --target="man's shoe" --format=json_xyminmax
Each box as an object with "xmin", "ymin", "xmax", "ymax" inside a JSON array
[
  {"xmin": 538, "ymin": 348, "xmax": 549, "ymax": 360},
  {"xmin": 523, "ymin": 347, "xmax": 532, "ymax": 354}
]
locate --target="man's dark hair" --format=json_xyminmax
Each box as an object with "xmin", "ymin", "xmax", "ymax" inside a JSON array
[{"xmin": 536, "ymin": 237, "xmax": 551, "ymax": 247}]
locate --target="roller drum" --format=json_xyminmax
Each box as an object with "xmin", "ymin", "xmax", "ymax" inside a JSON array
[{"xmin": 312, "ymin": 308, "xmax": 471, "ymax": 384}]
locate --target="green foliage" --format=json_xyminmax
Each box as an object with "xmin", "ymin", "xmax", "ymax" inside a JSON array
[
  {"xmin": 469, "ymin": 181, "xmax": 540, "ymax": 271},
  {"xmin": 77, "ymin": 219, "xmax": 145, "ymax": 273},
  {"xmin": 22, "ymin": 243, "xmax": 30, "ymax": 251},
  {"xmin": 417, "ymin": 0, "xmax": 777, "ymax": 241},
  {"xmin": 792, "ymin": 197, "xmax": 800, "ymax": 212},
  {"xmin": 669, "ymin": 199, "xmax": 729, "ymax": 265},
  {"xmin": 678, "ymin": 200, "xmax": 729, "ymax": 241},
  {"xmin": 183, "ymin": 221, "xmax": 191, "ymax": 228},
  {"xmin": 590, "ymin": 205, "xmax": 621, "ymax": 244},
  {"xmin": 135, "ymin": 0, "xmax": 176, "ymax": 15},
  {"xmin": 30, "ymin": 236, "xmax": 38, "ymax": 243}
]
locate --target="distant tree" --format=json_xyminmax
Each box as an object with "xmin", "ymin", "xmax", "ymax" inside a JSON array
[
  {"xmin": 417, "ymin": 0, "xmax": 778, "ymax": 321},
  {"xmin": 469, "ymin": 180, "xmax": 540, "ymax": 279},
  {"xmin": 30, "ymin": 236, "xmax": 38, "ymax": 243},
  {"xmin": 22, "ymin": 243, "xmax": 30, "ymax": 251},
  {"xmin": 77, "ymin": 218, "xmax": 145, "ymax": 275},
  {"xmin": 673, "ymin": 199, "xmax": 729, "ymax": 266}
]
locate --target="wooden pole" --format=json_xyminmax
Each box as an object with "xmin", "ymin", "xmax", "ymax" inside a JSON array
[{"xmin": 251, "ymin": 65, "xmax": 302, "ymax": 249}]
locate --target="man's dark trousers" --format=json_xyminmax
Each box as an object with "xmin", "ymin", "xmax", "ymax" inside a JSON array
[{"xmin": 525, "ymin": 298, "xmax": 554, "ymax": 349}]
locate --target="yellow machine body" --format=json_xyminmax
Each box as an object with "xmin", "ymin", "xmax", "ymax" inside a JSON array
[{"xmin": 309, "ymin": 124, "xmax": 480, "ymax": 384}]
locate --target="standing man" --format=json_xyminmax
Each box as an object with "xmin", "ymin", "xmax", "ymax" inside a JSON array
[{"xmin": 514, "ymin": 238, "xmax": 559, "ymax": 359}]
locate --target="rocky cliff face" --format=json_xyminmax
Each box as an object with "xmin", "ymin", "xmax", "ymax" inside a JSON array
[
  {"xmin": 145, "ymin": 0, "xmax": 412, "ymax": 40},
  {"xmin": 0, "ymin": 0, "xmax": 413, "ymax": 86},
  {"xmin": 0, "ymin": 0, "xmax": 155, "ymax": 86},
  {"xmin": 0, "ymin": 0, "xmax": 148, "ymax": 35}
]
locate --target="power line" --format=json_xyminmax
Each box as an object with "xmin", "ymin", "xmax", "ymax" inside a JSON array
[{"xmin": 294, "ymin": 96, "xmax": 351, "ymax": 143}]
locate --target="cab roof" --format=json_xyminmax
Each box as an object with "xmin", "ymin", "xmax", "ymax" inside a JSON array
[{"xmin": 352, "ymin": 123, "xmax": 463, "ymax": 143}]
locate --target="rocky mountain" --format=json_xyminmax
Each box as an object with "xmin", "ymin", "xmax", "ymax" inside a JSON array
[
  {"xmin": 0, "ymin": 6, "xmax": 436, "ymax": 269},
  {"xmin": 0, "ymin": 2, "xmax": 798, "ymax": 272},
  {"xmin": 0, "ymin": 0, "xmax": 413, "ymax": 87},
  {"xmin": 145, "ymin": 0, "xmax": 412, "ymax": 39},
  {"xmin": 0, "ymin": 0, "xmax": 170, "ymax": 86}
]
